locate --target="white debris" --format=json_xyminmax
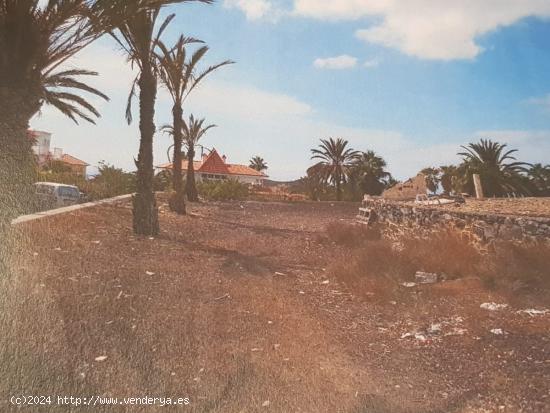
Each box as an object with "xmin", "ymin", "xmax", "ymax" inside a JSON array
[
  {"xmin": 321, "ymin": 280, "xmax": 330, "ymax": 285},
  {"xmin": 262, "ymin": 400, "xmax": 270, "ymax": 407},
  {"xmin": 428, "ymin": 323, "xmax": 442, "ymax": 334},
  {"xmin": 480, "ymin": 302, "xmax": 508, "ymax": 311},
  {"xmin": 145, "ymin": 271, "xmax": 155, "ymax": 276},
  {"xmin": 92, "ymin": 240, "xmax": 101, "ymax": 244},
  {"xmin": 94, "ymin": 355, "xmax": 108, "ymax": 362},
  {"xmin": 490, "ymin": 328, "xmax": 505, "ymax": 335},
  {"xmin": 445, "ymin": 328, "xmax": 467, "ymax": 336},
  {"xmin": 517, "ymin": 309, "xmax": 549, "ymax": 317},
  {"xmin": 401, "ymin": 332, "xmax": 427, "ymax": 342},
  {"xmin": 414, "ymin": 271, "xmax": 438, "ymax": 284},
  {"xmin": 298, "ymin": 290, "xmax": 305, "ymax": 295},
  {"xmin": 401, "ymin": 282, "xmax": 417, "ymax": 288},
  {"xmin": 274, "ymin": 272, "xmax": 286, "ymax": 276}
]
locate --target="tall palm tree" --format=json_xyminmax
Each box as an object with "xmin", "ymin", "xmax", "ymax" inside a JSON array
[
  {"xmin": 101, "ymin": 0, "xmax": 213, "ymax": 234},
  {"xmin": 249, "ymin": 156, "xmax": 267, "ymax": 172},
  {"xmin": 349, "ymin": 150, "xmax": 391, "ymax": 196},
  {"xmin": 156, "ymin": 35, "xmax": 232, "ymax": 214},
  {"xmin": 0, "ymin": 0, "xmax": 109, "ymax": 231},
  {"xmin": 181, "ymin": 115, "xmax": 216, "ymax": 202},
  {"xmin": 528, "ymin": 163, "xmax": 550, "ymax": 196},
  {"xmin": 310, "ymin": 138, "xmax": 359, "ymax": 201},
  {"xmin": 458, "ymin": 139, "xmax": 531, "ymax": 197}
]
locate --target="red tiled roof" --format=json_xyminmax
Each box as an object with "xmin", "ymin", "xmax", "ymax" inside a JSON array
[
  {"xmin": 62, "ymin": 154, "xmax": 89, "ymax": 166},
  {"xmin": 198, "ymin": 150, "xmax": 230, "ymax": 174},
  {"xmin": 226, "ymin": 164, "xmax": 266, "ymax": 177},
  {"xmin": 157, "ymin": 149, "xmax": 267, "ymax": 178}
]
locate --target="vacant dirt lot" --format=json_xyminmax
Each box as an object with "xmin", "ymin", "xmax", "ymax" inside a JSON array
[{"xmin": 2, "ymin": 199, "xmax": 549, "ymax": 412}]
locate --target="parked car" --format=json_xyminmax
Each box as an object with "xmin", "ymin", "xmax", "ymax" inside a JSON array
[{"xmin": 34, "ymin": 182, "xmax": 82, "ymax": 211}]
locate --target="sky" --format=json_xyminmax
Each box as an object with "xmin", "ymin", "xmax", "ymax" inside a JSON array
[{"xmin": 31, "ymin": 0, "xmax": 550, "ymax": 181}]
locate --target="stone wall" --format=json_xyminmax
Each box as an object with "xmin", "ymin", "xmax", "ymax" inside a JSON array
[{"xmin": 365, "ymin": 198, "xmax": 550, "ymax": 246}]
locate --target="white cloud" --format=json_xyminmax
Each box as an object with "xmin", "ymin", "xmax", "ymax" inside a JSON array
[
  {"xmin": 313, "ymin": 55, "xmax": 358, "ymax": 70},
  {"xmin": 293, "ymin": 0, "xmax": 550, "ymax": 60},
  {"xmin": 363, "ymin": 58, "xmax": 380, "ymax": 68},
  {"xmin": 525, "ymin": 94, "xmax": 550, "ymax": 113},
  {"xmin": 223, "ymin": 0, "xmax": 280, "ymax": 21},
  {"xmin": 187, "ymin": 81, "xmax": 313, "ymax": 118}
]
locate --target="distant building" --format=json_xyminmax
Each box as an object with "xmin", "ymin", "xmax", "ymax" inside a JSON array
[
  {"xmin": 157, "ymin": 149, "xmax": 268, "ymax": 185},
  {"xmin": 382, "ymin": 173, "xmax": 428, "ymax": 200},
  {"xmin": 29, "ymin": 130, "xmax": 89, "ymax": 177}
]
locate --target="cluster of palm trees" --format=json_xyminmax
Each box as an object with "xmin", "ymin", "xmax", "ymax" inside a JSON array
[
  {"xmin": 307, "ymin": 138, "xmax": 394, "ymax": 201},
  {"xmin": 426, "ymin": 139, "xmax": 550, "ymax": 197},
  {"xmin": 0, "ymin": 0, "xmax": 230, "ymax": 236},
  {"xmin": 307, "ymin": 137, "xmax": 550, "ymax": 201}
]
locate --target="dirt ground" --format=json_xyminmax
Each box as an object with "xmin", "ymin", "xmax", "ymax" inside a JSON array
[{"xmin": 2, "ymin": 198, "xmax": 549, "ymax": 413}]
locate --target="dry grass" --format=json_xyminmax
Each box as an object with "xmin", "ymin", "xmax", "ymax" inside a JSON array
[
  {"xmin": 325, "ymin": 222, "xmax": 381, "ymax": 246},
  {"xmin": 327, "ymin": 223, "xmax": 550, "ymax": 301}
]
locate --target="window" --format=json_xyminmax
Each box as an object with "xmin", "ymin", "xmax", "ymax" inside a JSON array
[{"xmin": 57, "ymin": 186, "xmax": 79, "ymax": 198}]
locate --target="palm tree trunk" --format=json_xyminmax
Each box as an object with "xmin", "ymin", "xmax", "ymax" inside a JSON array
[
  {"xmin": 186, "ymin": 145, "xmax": 199, "ymax": 202},
  {"xmin": 132, "ymin": 63, "xmax": 159, "ymax": 235},
  {"xmin": 0, "ymin": 87, "xmax": 39, "ymax": 277},
  {"xmin": 335, "ymin": 179, "xmax": 342, "ymax": 201},
  {"xmin": 169, "ymin": 104, "xmax": 186, "ymax": 214},
  {"xmin": 0, "ymin": 87, "xmax": 38, "ymax": 233}
]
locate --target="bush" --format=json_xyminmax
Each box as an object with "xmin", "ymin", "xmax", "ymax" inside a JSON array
[
  {"xmin": 197, "ymin": 179, "xmax": 249, "ymax": 201},
  {"xmin": 84, "ymin": 162, "xmax": 135, "ymax": 201}
]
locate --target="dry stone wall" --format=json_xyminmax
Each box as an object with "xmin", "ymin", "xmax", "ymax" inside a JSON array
[{"xmin": 365, "ymin": 199, "xmax": 550, "ymax": 246}]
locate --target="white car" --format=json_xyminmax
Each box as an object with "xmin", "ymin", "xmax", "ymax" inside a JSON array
[{"xmin": 34, "ymin": 182, "xmax": 82, "ymax": 210}]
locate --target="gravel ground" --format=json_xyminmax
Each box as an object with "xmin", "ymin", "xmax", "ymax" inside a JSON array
[{"xmin": 3, "ymin": 198, "xmax": 549, "ymax": 413}]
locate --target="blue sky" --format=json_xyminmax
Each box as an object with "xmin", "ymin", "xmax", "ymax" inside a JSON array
[{"xmin": 32, "ymin": 0, "xmax": 550, "ymax": 180}]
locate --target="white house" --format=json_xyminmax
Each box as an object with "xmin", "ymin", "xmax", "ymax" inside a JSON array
[
  {"xmin": 157, "ymin": 149, "xmax": 268, "ymax": 185},
  {"xmin": 29, "ymin": 130, "xmax": 89, "ymax": 177}
]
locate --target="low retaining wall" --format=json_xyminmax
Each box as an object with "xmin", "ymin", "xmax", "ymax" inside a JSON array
[
  {"xmin": 11, "ymin": 194, "xmax": 133, "ymax": 225},
  {"xmin": 365, "ymin": 199, "xmax": 550, "ymax": 246}
]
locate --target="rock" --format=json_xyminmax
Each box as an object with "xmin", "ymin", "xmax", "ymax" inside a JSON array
[
  {"xmin": 480, "ymin": 302, "xmax": 508, "ymax": 311},
  {"xmin": 414, "ymin": 271, "xmax": 438, "ymax": 284}
]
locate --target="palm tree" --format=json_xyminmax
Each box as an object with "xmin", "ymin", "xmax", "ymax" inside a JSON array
[
  {"xmin": 182, "ymin": 115, "xmax": 216, "ymax": 202},
  {"xmin": 249, "ymin": 156, "xmax": 267, "ymax": 172},
  {"xmin": 0, "ymin": 0, "xmax": 109, "ymax": 230},
  {"xmin": 156, "ymin": 35, "xmax": 232, "ymax": 214},
  {"xmin": 528, "ymin": 163, "xmax": 550, "ymax": 196},
  {"xmin": 310, "ymin": 138, "xmax": 359, "ymax": 201},
  {"xmin": 458, "ymin": 139, "xmax": 531, "ymax": 197},
  {"xmin": 420, "ymin": 167, "xmax": 441, "ymax": 194},
  {"xmin": 349, "ymin": 150, "xmax": 391, "ymax": 196},
  {"xmin": 102, "ymin": 0, "xmax": 214, "ymax": 234}
]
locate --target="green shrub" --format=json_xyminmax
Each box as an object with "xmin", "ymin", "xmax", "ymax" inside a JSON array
[{"xmin": 197, "ymin": 179, "xmax": 249, "ymax": 201}]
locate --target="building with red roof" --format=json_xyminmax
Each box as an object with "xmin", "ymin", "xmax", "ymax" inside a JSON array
[
  {"xmin": 29, "ymin": 130, "xmax": 89, "ymax": 177},
  {"xmin": 157, "ymin": 149, "xmax": 268, "ymax": 185}
]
